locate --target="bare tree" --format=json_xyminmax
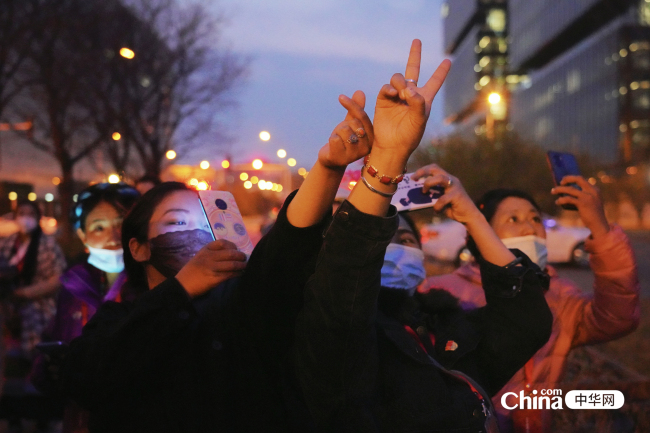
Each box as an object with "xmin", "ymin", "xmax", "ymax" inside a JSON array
[
  {"xmin": 90, "ymin": 0, "xmax": 248, "ymax": 179},
  {"xmin": 11, "ymin": 0, "xmax": 113, "ymax": 243}
]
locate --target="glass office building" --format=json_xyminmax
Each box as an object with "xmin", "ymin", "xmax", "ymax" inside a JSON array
[{"xmin": 442, "ymin": 0, "xmax": 650, "ymax": 163}]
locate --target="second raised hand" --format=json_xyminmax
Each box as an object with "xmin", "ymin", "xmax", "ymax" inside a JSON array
[{"xmin": 372, "ymin": 39, "xmax": 451, "ymax": 158}]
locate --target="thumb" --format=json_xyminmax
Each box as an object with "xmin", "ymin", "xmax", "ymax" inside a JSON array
[{"xmin": 403, "ymin": 86, "xmax": 426, "ymax": 118}]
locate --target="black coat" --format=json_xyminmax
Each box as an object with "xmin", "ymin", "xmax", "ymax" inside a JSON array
[
  {"xmin": 294, "ymin": 200, "xmax": 553, "ymax": 433},
  {"xmin": 61, "ymin": 191, "xmax": 326, "ymax": 433}
]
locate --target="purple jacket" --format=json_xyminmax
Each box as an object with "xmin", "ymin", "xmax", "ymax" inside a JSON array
[{"xmin": 52, "ymin": 262, "xmax": 128, "ymax": 343}]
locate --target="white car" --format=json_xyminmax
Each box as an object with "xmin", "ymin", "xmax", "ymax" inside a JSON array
[{"xmin": 421, "ymin": 217, "xmax": 591, "ymax": 267}]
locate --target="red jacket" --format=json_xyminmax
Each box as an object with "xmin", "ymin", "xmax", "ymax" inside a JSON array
[{"xmin": 422, "ymin": 225, "xmax": 640, "ymax": 429}]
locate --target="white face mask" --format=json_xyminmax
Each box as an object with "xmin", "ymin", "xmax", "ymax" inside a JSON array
[
  {"xmin": 87, "ymin": 246, "xmax": 124, "ymax": 273},
  {"xmin": 16, "ymin": 216, "xmax": 38, "ymax": 234},
  {"xmin": 380, "ymin": 243, "xmax": 426, "ymax": 295},
  {"xmin": 501, "ymin": 235, "xmax": 548, "ymax": 270}
]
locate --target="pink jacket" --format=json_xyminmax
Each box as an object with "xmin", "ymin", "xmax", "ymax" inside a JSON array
[{"xmin": 422, "ymin": 225, "xmax": 640, "ymax": 424}]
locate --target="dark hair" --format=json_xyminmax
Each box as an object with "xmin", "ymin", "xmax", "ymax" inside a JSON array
[
  {"xmin": 398, "ymin": 212, "xmax": 422, "ymax": 248},
  {"xmin": 14, "ymin": 200, "xmax": 43, "ymax": 285},
  {"xmin": 136, "ymin": 175, "xmax": 161, "ymax": 187},
  {"xmin": 122, "ymin": 182, "xmax": 192, "ymax": 292},
  {"xmin": 71, "ymin": 183, "xmax": 140, "ymax": 232},
  {"xmin": 466, "ymin": 188, "xmax": 541, "ymax": 259}
]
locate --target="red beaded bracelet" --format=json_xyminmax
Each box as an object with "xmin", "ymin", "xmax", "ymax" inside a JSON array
[{"xmin": 363, "ymin": 155, "xmax": 406, "ymax": 185}]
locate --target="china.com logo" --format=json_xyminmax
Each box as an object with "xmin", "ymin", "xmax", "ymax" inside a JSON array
[{"xmin": 501, "ymin": 390, "xmax": 625, "ymax": 410}]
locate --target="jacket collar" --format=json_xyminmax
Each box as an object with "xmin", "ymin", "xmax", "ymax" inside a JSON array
[{"xmin": 455, "ymin": 261, "xmax": 557, "ymax": 284}]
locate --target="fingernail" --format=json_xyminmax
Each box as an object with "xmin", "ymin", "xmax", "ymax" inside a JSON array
[{"xmin": 406, "ymin": 87, "xmax": 416, "ymax": 97}]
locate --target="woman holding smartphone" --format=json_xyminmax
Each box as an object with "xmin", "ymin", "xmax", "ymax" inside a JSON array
[{"xmin": 60, "ymin": 90, "xmax": 375, "ymax": 432}]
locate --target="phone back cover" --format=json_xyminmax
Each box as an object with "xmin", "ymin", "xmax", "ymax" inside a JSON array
[
  {"xmin": 198, "ymin": 191, "xmax": 254, "ymax": 256},
  {"xmin": 391, "ymin": 173, "xmax": 443, "ymax": 212}
]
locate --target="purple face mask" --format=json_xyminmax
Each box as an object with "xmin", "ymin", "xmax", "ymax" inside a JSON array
[{"xmin": 147, "ymin": 229, "xmax": 213, "ymax": 278}]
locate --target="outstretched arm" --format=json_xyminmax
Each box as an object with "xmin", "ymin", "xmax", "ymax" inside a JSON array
[{"xmin": 287, "ymin": 91, "xmax": 373, "ymax": 227}]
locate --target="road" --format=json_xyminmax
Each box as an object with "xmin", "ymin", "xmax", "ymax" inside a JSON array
[{"xmin": 554, "ymin": 230, "xmax": 650, "ymax": 298}]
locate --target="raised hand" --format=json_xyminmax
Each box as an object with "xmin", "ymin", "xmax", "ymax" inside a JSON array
[
  {"xmin": 318, "ymin": 90, "xmax": 373, "ymax": 170},
  {"xmin": 412, "ymin": 164, "xmax": 482, "ymax": 225},
  {"xmin": 372, "ymin": 39, "xmax": 451, "ymax": 159},
  {"xmin": 176, "ymin": 239, "xmax": 247, "ymax": 297},
  {"xmin": 552, "ymin": 176, "xmax": 610, "ymax": 239}
]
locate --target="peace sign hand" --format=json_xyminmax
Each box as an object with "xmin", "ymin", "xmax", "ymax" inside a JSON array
[{"xmin": 372, "ymin": 39, "xmax": 451, "ymax": 160}]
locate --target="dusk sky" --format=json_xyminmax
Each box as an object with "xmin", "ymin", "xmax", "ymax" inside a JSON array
[
  {"xmin": 192, "ymin": 0, "xmax": 449, "ymax": 171},
  {"xmin": 2, "ymin": 0, "xmax": 449, "ymax": 196}
]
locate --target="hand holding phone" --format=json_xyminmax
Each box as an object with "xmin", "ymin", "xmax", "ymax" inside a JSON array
[
  {"xmin": 547, "ymin": 151, "xmax": 581, "ymax": 211},
  {"xmin": 391, "ymin": 173, "xmax": 445, "ymax": 212}
]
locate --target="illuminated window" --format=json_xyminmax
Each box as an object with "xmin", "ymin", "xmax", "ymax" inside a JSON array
[{"xmin": 486, "ymin": 9, "xmax": 506, "ymax": 33}]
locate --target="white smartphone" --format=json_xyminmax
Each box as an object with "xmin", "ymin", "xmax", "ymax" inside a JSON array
[{"xmin": 198, "ymin": 191, "xmax": 254, "ymax": 257}]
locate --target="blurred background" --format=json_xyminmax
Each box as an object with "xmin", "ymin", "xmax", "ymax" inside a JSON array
[{"xmin": 0, "ymin": 0, "xmax": 649, "ymax": 431}]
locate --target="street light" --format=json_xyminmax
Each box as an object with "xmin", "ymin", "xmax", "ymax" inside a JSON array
[
  {"xmin": 200, "ymin": 160, "xmax": 210, "ymax": 169},
  {"xmin": 252, "ymin": 159, "xmax": 264, "ymax": 170},
  {"xmin": 287, "ymin": 158, "xmax": 296, "ymax": 167},
  {"xmin": 488, "ymin": 92, "xmax": 501, "ymax": 105},
  {"xmin": 28, "ymin": 192, "xmax": 37, "ymax": 201},
  {"xmin": 112, "ymin": 132, "xmax": 121, "ymax": 141},
  {"xmin": 119, "ymin": 47, "xmax": 135, "ymax": 59},
  {"xmin": 166, "ymin": 150, "xmax": 177, "ymax": 160},
  {"xmin": 221, "ymin": 160, "xmax": 230, "ymax": 169},
  {"xmin": 277, "ymin": 149, "xmax": 287, "ymax": 158},
  {"xmin": 259, "ymin": 131, "xmax": 271, "ymax": 141}
]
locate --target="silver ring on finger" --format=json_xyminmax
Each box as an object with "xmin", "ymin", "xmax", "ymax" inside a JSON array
[
  {"xmin": 405, "ymin": 78, "xmax": 417, "ymax": 85},
  {"xmin": 346, "ymin": 134, "xmax": 359, "ymax": 144}
]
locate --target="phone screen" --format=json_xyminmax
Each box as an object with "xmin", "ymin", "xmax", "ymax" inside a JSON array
[{"xmin": 547, "ymin": 151, "xmax": 581, "ymax": 210}]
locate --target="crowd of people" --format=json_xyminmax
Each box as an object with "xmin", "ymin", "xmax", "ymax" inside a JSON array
[{"xmin": 0, "ymin": 40, "xmax": 640, "ymax": 433}]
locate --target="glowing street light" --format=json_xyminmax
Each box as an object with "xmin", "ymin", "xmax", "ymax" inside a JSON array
[
  {"xmin": 108, "ymin": 174, "xmax": 120, "ymax": 184},
  {"xmin": 277, "ymin": 149, "xmax": 287, "ymax": 158},
  {"xmin": 200, "ymin": 160, "xmax": 210, "ymax": 170},
  {"xmin": 112, "ymin": 132, "xmax": 121, "ymax": 141},
  {"xmin": 221, "ymin": 160, "xmax": 230, "ymax": 169},
  {"xmin": 28, "ymin": 192, "xmax": 37, "ymax": 201},
  {"xmin": 287, "ymin": 158, "xmax": 296, "ymax": 167},
  {"xmin": 240, "ymin": 172, "xmax": 249, "ymax": 181},
  {"xmin": 252, "ymin": 159, "xmax": 264, "ymax": 170},
  {"xmin": 259, "ymin": 131, "xmax": 271, "ymax": 141},
  {"xmin": 8, "ymin": 192, "xmax": 17, "ymax": 201},
  {"xmin": 166, "ymin": 150, "xmax": 177, "ymax": 160},
  {"xmin": 298, "ymin": 167, "xmax": 307, "ymax": 176},
  {"xmin": 119, "ymin": 47, "xmax": 135, "ymax": 59},
  {"xmin": 488, "ymin": 92, "xmax": 501, "ymax": 105}
]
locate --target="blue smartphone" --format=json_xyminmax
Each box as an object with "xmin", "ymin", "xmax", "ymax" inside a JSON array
[{"xmin": 547, "ymin": 151, "xmax": 581, "ymax": 211}]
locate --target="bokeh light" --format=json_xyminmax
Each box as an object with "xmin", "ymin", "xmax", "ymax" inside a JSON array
[
  {"xmin": 166, "ymin": 150, "xmax": 177, "ymax": 160},
  {"xmin": 287, "ymin": 158, "xmax": 296, "ymax": 167},
  {"xmin": 259, "ymin": 131, "xmax": 271, "ymax": 141},
  {"xmin": 252, "ymin": 159, "xmax": 263, "ymax": 170},
  {"xmin": 277, "ymin": 149, "xmax": 287, "ymax": 158}
]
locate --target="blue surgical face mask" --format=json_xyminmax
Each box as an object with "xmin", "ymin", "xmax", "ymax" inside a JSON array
[
  {"xmin": 87, "ymin": 246, "xmax": 124, "ymax": 273},
  {"xmin": 380, "ymin": 243, "xmax": 426, "ymax": 295},
  {"xmin": 501, "ymin": 235, "xmax": 548, "ymax": 270}
]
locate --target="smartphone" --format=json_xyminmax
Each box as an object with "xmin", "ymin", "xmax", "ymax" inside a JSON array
[
  {"xmin": 391, "ymin": 173, "xmax": 445, "ymax": 212},
  {"xmin": 546, "ymin": 151, "xmax": 581, "ymax": 211},
  {"xmin": 198, "ymin": 191, "xmax": 254, "ymax": 257}
]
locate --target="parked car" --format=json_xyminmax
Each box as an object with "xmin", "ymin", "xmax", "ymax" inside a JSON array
[{"xmin": 421, "ymin": 216, "xmax": 591, "ymax": 267}]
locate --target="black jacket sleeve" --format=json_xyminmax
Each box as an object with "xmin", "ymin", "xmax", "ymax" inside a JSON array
[
  {"xmin": 294, "ymin": 200, "xmax": 398, "ymax": 432},
  {"xmin": 231, "ymin": 190, "xmax": 331, "ymax": 356},
  {"xmin": 466, "ymin": 251, "xmax": 553, "ymax": 396},
  {"xmin": 60, "ymin": 277, "xmax": 203, "ymax": 409}
]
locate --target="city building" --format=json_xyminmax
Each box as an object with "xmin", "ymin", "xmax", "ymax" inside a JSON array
[{"xmin": 442, "ymin": 0, "xmax": 650, "ymax": 164}]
